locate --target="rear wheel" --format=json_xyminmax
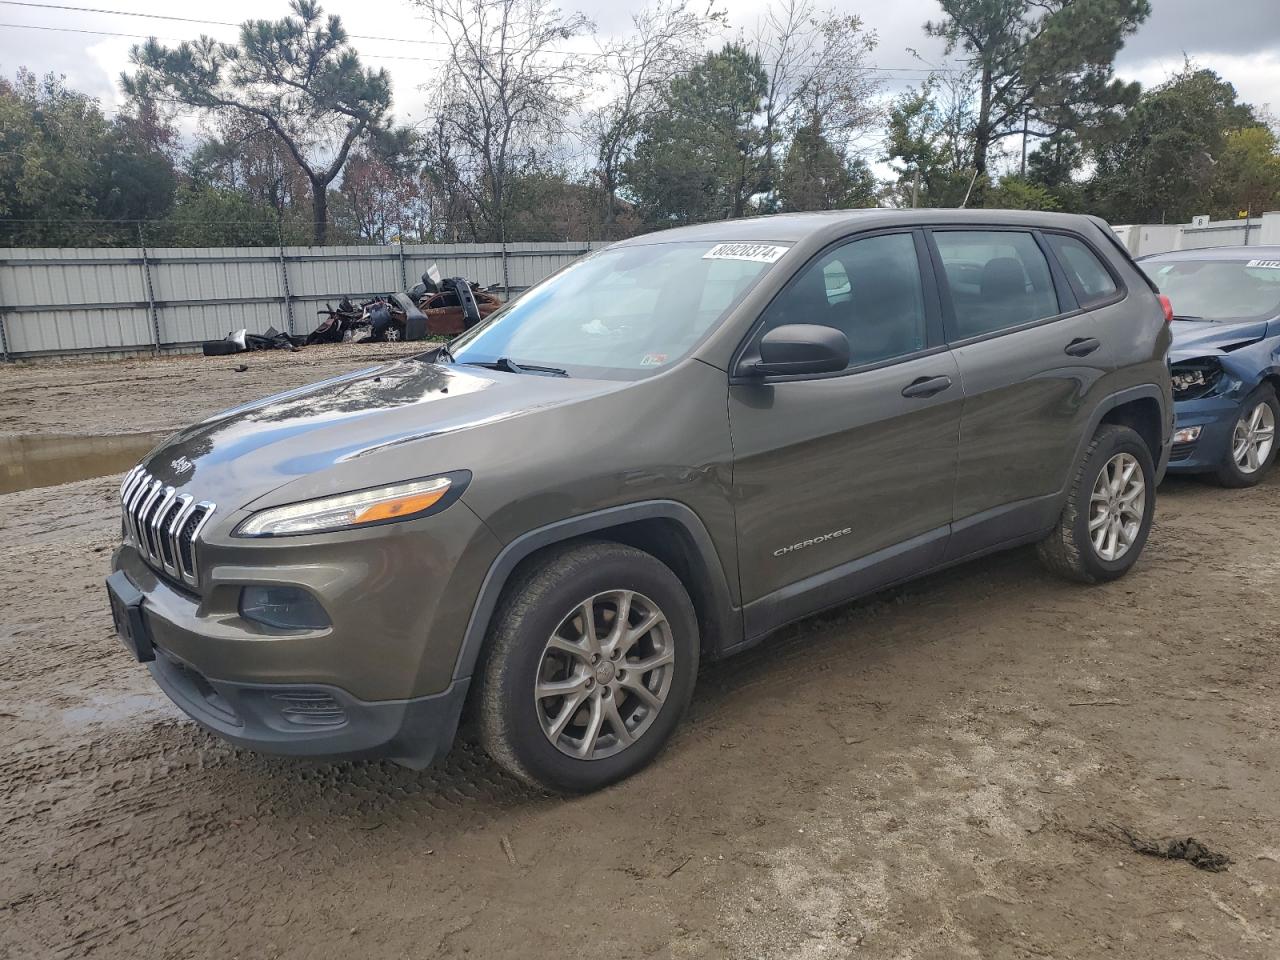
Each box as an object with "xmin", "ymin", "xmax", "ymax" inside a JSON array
[
  {"xmin": 1213, "ymin": 385, "xmax": 1278, "ymax": 488},
  {"xmin": 1037, "ymin": 424, "xmax": 1156, "ymax": 583},
  {"xmin": 477, "ymin": 542, "xmax": 699, "ymax": 793}
]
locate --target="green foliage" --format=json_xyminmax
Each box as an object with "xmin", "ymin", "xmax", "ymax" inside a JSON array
[
  {"xmin": 162, "ymin": 185, "xmax": 283, "ymax": 246},
  {"xmin": 985, "ymin": 176, "xmax": 1061, "ymax": 211},
  {"xmin": 623, "ymin": 45, "xmax": 769, "ymax": 225},
  {"xmin": 925, "ymin": 0, "xmax": 1148, "ymax": 200},
  {"xmin": 0, "ymin": 68, "xmax": 176, "ymax": 246},
  {"xmin": 1088, "ymin": 66, "xmax": 1264, "ymax": 223},
  {"xmin": 124, "ymin": 0, "xmax": 395, "ymax": 243},
  {"xmin": 1213, "ymin": 126, "xmax": 1280, "ymax": 219},
  {"xmin": 883, "ymin": 77, "xmax": 977, "ymax": 207},
  {"xmin": 777, "ymin": 120, "xmax": 876, "ymax": 212}
]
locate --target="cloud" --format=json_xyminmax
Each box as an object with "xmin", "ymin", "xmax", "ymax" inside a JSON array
[{"xmin": 1118, "ymin": 0, "xmax": 1280, "ymax": 61}]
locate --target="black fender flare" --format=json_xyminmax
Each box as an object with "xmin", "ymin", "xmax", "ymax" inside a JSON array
[
  {"xmin": 450, "ymin": 500, "xmax": 741, "ymax": 681},
  {"xmin": 1077, "ymin": 383, "xmax": 1172, "ymax": 482}
]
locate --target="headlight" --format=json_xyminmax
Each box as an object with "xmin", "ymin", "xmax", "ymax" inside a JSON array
[
  {"xmin": 1170, "ymin": 358, "xmax": 1223, "ymax": 401},
  {"xmin": 235, "ymin": 474, "xmax": 462, "ymax": 537}
]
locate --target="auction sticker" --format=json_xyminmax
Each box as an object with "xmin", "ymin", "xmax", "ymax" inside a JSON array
[
  {"xmin": 703, "ymin": 242, "xmax": 790, "ymax": 263},
  {"xmin": 1246, "ymin": 259, "xmax": 1280, "ymax": 269}
]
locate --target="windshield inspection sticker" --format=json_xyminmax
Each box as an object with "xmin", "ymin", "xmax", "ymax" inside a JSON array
[
  {"xmin": 703, "ymin": 242, "xmax": 790, "ymax": 263},
  {"xmin": 1246, "ymin": 259, "xmax": 1280, "ymax": 269}
]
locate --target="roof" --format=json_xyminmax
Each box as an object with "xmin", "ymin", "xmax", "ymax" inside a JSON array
[
  {"xmin": 1139, "ymin": 245, "xmax": 1280, "ymax": 263},
  {"xmin": 612, "ymin": 208, "xmax": 1110, "ymax": 246}
]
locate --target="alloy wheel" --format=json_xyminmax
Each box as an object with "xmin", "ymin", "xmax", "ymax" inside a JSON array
[
  {"xmin": 534, "ymin": 590, "xmax": 674, "ymax": 760},
  {"xmin": 1232, "ymin": 401, "xmax": 1276, "ymax": 474},
  {"xmin": 384, "ymin": 325, "xmax": 403, "ymax": 343},
  {"xmin": 1089, "ymin": 452, "xmax": 1145, "ymax": 562}
]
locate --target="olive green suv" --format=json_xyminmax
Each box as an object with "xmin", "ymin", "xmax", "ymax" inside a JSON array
[{"xmin": 108, "ymin": 210, "xmax": 1173, "ymax": 792}]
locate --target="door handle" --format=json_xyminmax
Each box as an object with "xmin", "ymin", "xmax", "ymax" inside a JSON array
[
  {"xmin": 1064, "ymin": 337, "xmax": 1101, "ymax": 357},
  {"xmin": 901, "ymin": 375, "xmax": 953, "ymax": 399}
]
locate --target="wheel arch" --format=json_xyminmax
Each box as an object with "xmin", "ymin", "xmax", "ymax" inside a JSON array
[
  {"xmin": 1100, "ymin": 393, "xmax": 1164, "ymax": 463},
  {"xmin": 451, "ymin": 502, "xmax": 742, "ymax": 682}
]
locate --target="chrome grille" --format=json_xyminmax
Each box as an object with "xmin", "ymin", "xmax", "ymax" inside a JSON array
[{"xmin": 120, "ymin": 466, "xmax": 215, "ymax": 587}]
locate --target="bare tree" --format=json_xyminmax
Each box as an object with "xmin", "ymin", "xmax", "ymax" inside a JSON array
[
  {"xmin": 584, "ymin": 0, "xmax": 724, "ymax": 235},
  {"xmin": 413, "ymin": 0, "xmax": 591, "ymax": 242},
  {"xmin": 751, "ymin": 0, "xmax": 883, "ymax": 207}
]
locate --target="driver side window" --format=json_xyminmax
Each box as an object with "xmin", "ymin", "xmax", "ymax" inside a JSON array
[{"xmin": 759, "ymin": 232, "xmax": 927, "ymax": 369}]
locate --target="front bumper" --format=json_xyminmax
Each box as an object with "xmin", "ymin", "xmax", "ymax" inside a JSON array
[
  {"xmin": 148, "ymin": 642, "xmax": 469, "ymax": 767},
  {"xmin": 108, "ymin": 496, "xmax": 501, "ymax": 766},
  {"xmin": 1165, "ymin": 394, "xmax": 1243, "ymax": 473}
]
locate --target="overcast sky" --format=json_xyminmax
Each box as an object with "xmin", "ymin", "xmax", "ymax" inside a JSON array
[{"xmin": 1, "ymin": 0, "xmax": 1278, "ymax": 151}]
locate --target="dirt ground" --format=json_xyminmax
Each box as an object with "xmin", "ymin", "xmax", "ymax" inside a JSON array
[{"xmin": 1, "ymin": 351, "xmax": 1277, "ymax": 960}]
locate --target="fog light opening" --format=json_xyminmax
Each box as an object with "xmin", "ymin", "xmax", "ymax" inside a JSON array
[{"xmin": 239, "ymin": 585, "xmax": 332, "ymax": 631}]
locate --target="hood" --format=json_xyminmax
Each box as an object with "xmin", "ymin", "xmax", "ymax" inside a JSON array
[
  {"xmin": 139, "ymin": 358, "xmax": 622, "ymax": 508},
  {"xmin": 1169, "ymin": 317, "xmax": 1273, "ymax": 362}
]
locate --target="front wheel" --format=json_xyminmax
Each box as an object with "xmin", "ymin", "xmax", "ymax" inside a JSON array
[
  {"xmin": 477, "ymin": 542, "xmax": 699, "ymax": 793},
  {"xmin": 1037, "ymin": 424, "xmax": 1156, "ymax": 584},
  {"xmin": 1213, "ymin": 385, "xmax": 1278, "ymax": 488}
]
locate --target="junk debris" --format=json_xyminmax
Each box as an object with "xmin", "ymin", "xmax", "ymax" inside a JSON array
[
  {"xmin": 409, "ymin": 263, "xmax": 502, "ymax": 335},
  {"xmin": 1108, "ymin": 823, "xmax": 1232, "ymax": 872},
  {"xmin": 200, "ymin": 262, "xmax": 500, "ymax": 357},
  {"xmin": 202, "ymin": 327, "xmax": 302, "ymax": 356}
]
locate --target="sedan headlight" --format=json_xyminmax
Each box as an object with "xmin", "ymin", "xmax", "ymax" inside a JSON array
[
  {"xmin": 235, "ymin": 475, "xmax": 461, "ymax": 537},
  {"xmin": 1170, "ymin": 358, "xmax": 1223, "ymax": 401}
]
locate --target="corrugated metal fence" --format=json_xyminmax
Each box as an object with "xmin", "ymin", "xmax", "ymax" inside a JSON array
[{"xmin": 0, "ymin": 241, "xmax": 603, "ymax": 359}]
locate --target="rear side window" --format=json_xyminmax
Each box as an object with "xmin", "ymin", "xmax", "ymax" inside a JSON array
[
  {"xmin": 933, "ymin": 230, "xmax": 1060, "ymax": 340},
  {"xmin": 1046, "ymin": 234, "xmax": 1118, "ymax": 305},
  {"xmin": 759, "ymin": 232, "xmax": 927, "ymax": 368}
]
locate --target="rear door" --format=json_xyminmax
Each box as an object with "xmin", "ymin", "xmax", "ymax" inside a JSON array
[
  {"xmin": 727, "ymin": 229, "xmax": 962, "ymax": 629},
  {"xmin": 927, "ymin": 227, "xmax": 1118, "ymax": 559}
]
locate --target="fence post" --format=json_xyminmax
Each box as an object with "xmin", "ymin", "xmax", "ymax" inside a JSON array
[
  {"xmin": 137, "ymin": 223, "xmax": 161, "ymax": 354},
  {"xmin": 0, "ymin": 257, "xmax": 9, "ymax": 360},
  {"xmin": 396, "ymin": 234, "xmax": 407, "ymax": 290},
  {"xmin": 499, "ymin": 222, "xmax": 511, "ymax": 299},
  {"xmin": 277, "ymin": 221, "xmax": 295, "ymax": 335}
]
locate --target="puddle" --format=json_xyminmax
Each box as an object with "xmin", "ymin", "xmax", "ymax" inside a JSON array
[
  {"xmin": 60, "ymin": 692, "xmax": 177, "ymax": 729},
  {"xmin": 0, "ymin": 431, "xmax": 170, "ymax": 495}
]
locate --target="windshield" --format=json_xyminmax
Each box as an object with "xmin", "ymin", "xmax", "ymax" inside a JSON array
[
  {"xmin": 1141, "ymin": 258, "xmax": 1280, "ymax": 322},
  {"xmin": 447, "ymin": 240, "xmax": 787, "ymax": 378}
]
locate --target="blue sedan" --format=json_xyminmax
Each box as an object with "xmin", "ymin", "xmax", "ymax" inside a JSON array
[{"xmin": 1140, "ymin": 246, "xmax": 1280, "ymax": 487}]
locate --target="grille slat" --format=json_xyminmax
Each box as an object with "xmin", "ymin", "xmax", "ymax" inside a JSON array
[{"xmin": 120, "ymin": 469, "xmax": 215, "ymax": 587}]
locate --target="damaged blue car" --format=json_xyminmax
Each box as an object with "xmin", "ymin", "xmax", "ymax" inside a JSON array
[{"xmin": 1140, "ymin": 247, "xmax": 1280, "ymax": 487}]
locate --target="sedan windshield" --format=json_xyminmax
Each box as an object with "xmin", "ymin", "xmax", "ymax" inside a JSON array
[
  {"xmin": 1141, "ymin": 258, "xmax": 1280, "ymax": 322},
  {"xmin": 447, "ymin": 241, "xmax": 786, "ymax": 378}
]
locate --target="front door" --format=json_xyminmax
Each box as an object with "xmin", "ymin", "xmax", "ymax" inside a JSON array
[{"xmin": 728, "ymin": 230, "xmax": 963, "ymax": 634}]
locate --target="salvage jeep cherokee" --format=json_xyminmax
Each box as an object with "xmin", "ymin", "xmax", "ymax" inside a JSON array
[{"xmin": 108, "ymin": 210, "xmax": 1173, "ymax": 793}]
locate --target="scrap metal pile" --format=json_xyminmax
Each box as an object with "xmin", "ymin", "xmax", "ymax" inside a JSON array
[{"xmin": 203, "ymin": 262, "xmax": 501, "ymax": 356}]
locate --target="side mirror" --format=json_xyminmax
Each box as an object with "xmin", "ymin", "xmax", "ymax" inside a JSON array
[{"xmin": 749, "ymin": 324, "xmax": 849, "ymax": 377}]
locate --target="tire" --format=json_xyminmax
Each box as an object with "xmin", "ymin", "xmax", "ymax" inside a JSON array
[
  {"xmin": 1212, "ymin": 385, "xmax": 1279, "ymax": 488},
  {"xmin": 477, "ymin": 541, "xmax": 700, "ymax": 793},
  {"xmin": 1037, "ymin": 424, "xmax": 1156, "ymax": 584}
]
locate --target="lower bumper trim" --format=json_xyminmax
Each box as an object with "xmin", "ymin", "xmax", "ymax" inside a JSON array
[{"xmin": 148, "ymin": 645, "xmax": 470, "ymax": 769}]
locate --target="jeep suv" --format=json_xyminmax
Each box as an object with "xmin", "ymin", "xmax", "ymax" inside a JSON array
[{"xmin": 107, "ymin": 210, "xmax": 1173, "ymax": 793}]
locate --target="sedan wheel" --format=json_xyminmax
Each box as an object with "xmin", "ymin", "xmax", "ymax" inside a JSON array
[
  {"xmin": 534, "ymin": 590, "xmax": 674, "ymax": 760},
  {"xmin": 1089, "ymin": 451, "xmax": 1145, "ymax": 562},
  {"xmin": 1231, "ymin": 400, "xmax": 1275, "ymax": 475}
]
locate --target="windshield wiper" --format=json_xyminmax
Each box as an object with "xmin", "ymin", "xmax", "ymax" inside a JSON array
[
  {"xmin": 464, "ymin": 356, "xmax": 569, "ymax": 377},
  {"xmin": 435, "ymin": 342, "xmax": 455, "ymax": 363}
]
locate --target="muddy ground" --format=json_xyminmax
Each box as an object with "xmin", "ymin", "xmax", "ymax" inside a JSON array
[{"xmin": 1, "ymin": 351, "xmax": 1277, "ymax": 959}]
